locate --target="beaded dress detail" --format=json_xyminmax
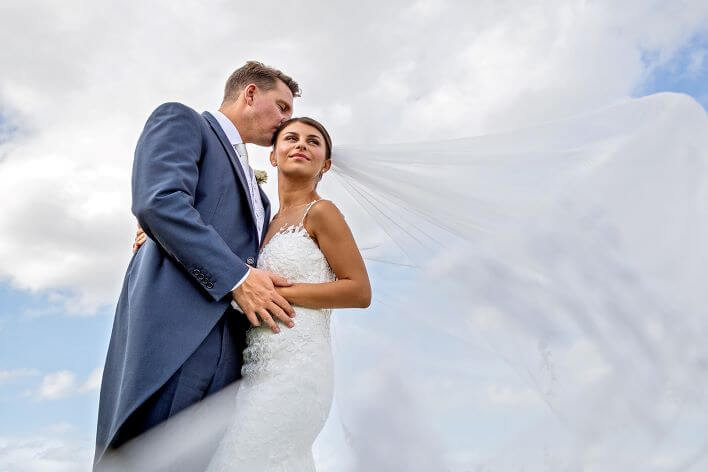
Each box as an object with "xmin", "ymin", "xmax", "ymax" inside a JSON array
[{"xmin": 206, "ymin": 200, "xmax": 336, "ymax": 472}]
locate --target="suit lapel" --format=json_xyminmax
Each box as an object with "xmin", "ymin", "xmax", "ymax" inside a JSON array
[{"xmin": 202, "ymin": 111, "xmax": 258, "ymax": 229}]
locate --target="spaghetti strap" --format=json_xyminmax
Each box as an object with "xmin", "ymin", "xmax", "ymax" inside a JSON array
[{"xmin": 299, "ymin": 199, "xmax": 323, "ymax": 226}]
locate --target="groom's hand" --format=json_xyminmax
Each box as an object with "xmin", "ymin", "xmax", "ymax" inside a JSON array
[{"xmin": 232, "ymin": 269, "xmax": 295, "ymax": 333}]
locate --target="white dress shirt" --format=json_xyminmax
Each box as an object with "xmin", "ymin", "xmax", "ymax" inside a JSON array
[{"xmin": 212, "ymin": 111, "xmax": 265, "ymax": 307}]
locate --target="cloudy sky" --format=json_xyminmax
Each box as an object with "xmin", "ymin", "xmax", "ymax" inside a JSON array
[{"xmin": 1, "ymin": 1, "xmax": 707, "ymax": 470}]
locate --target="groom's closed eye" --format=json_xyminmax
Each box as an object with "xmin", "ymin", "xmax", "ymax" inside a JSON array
[{"xmin": 277, "ymin": 101, "xmax": 291, "ymax": 113}]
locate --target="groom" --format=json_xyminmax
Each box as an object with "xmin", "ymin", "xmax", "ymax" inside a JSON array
[{"xmin": 94, "ymin": 61, "xmax": 299, "ymax": 470}]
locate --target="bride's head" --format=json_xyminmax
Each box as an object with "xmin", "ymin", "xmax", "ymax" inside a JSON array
[{"xmin": 269, "ymin": 117, "xmax": 332, "ymax": 188}]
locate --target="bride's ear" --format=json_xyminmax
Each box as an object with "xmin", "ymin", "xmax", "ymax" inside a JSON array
[
  {"xmin": 321, "ymin": 159, "xmax": 332, "ymax": 174},
  {"xmin": 269, "ymin": 150, "xmax": 277, "ymax": 167}
]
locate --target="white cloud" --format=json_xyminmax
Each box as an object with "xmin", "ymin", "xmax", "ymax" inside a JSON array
[
  {"xmin": 0, "ymin": 434, "xmax": 93, "ymax": 472},
  {"xmin": 34, "ymin": 368, "xmax": 102, "ymax": 400},
  {"xmin": 78, "ymin": 368, "xmax": 103, "ymax": 394},
  {"xmin": 0, "ymin": 0, "xmax": 706, "ymax": 314},
  {"xmin": 36, "ymin": 371, "xmax": 77, "ymax": 400},
  {"xmin": 484, "ymin": 383, "xmax": 542, "ymax": 407},
  {"xmin": 0, "ymin": 0, "xmax": 708, "ymax": 313}
]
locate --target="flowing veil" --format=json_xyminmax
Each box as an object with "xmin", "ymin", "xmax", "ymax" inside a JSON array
[
  {"xmin": 103, "ymin": 92, "xmax": 708, "ymax": 471},
  {"xmin": 314, "ymin": 92, "xmax": 708, "ymax": 471}
]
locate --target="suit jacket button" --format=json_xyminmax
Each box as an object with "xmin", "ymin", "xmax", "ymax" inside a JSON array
[
  {"xmin": 192, "ymin": 268, "xmax": 201, "ymax": 276},
  {"xmin": 246, "ymin": 257, "xmax": 255, "ymax": 265},
  {"xmin": 206, "ymin": 282, "xmax": 214, "ymax": 289}
]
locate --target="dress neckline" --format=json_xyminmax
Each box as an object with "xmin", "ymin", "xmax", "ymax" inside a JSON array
[{"xmin": 259, "ymin": 199, "xmax": 322, "ymax": 255}]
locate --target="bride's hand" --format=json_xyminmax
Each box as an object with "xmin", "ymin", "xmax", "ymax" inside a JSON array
[
  {"xmin": 275, "ymin": 286, "xmax": 293, "ymax": 303},
  {"xmin": 132, "ymin": 225, "xmax": 147, "ymax": 253}
]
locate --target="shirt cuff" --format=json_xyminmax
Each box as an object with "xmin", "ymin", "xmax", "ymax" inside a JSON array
[{"xmin": 229, "ymin": 267, "xmax": 251, "ymax": 313}]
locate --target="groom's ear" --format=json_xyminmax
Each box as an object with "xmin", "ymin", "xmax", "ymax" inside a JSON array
[{"xmin": 244, "ymin": 84, "xmax": 257, "ymax": 105}]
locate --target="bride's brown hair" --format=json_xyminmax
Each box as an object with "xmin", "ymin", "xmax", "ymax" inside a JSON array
[{"xmin": 271, "ymin": 117, "xmax": 332, "ymax": 160}]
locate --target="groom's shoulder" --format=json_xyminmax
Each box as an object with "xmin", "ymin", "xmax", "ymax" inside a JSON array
[
  {"xmin": 153, "ymin": 102, "xmax": 199, "ymax": 116},
  {"xmin": 145, "ymin": 102, "xmax": 204, "ymax": 127}
]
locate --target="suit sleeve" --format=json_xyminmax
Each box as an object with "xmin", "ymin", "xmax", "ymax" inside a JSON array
[{"xmin": 131, "ymin": 102, "xmax": 248, "ymax": 301}]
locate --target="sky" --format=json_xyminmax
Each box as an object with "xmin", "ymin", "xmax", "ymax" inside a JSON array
[{"xmin": 0, "ymin": 1, "xmax": 707, "ymax": 471}]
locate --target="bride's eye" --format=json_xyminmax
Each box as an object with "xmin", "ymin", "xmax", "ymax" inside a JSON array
[{"xmin": 308, "ymin": 139, "xmax": 320, "ymax": 146}]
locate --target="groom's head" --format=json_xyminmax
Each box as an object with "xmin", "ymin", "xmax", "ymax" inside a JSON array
[{"xmin": 220, "ymin": 61, "xmax": 300, "ymax": 146}]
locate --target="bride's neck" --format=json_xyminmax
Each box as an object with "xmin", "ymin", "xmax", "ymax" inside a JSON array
[{"xmin": 277, "ymin": 176, "xmax": 318, "ymax": 211}]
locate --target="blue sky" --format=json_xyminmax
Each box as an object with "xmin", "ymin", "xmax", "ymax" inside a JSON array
[
  {"xmin": 637, "ymin": 33, "xmax": 708, "ymax": 109},
  {"xmin": 0, "ymin": 2, "xmax": 706, "ymax": 470},
  {"xmin": 0, "ymin": 285, "xmax": 110, "ymax": 437}
]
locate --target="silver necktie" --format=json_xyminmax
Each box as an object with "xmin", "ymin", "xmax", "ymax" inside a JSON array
[{"xmin": 234, "ymin": 143, "xmax": 264, "ymax": 240}]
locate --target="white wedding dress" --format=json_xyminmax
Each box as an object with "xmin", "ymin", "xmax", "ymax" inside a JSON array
[{"xmin": 206, "ymin": 200, "xmax": 336, "ymax": 472}]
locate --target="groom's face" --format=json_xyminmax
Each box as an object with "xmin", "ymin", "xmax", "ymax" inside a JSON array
[{"xmin": 249, "ymin": 79, "xmax": 294, "ymax": 146}]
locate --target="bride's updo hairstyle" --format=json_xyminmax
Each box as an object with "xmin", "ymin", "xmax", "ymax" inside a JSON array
[{"xmin": 271, "ymin": 117, "xmax": 332, "ymax": 160}]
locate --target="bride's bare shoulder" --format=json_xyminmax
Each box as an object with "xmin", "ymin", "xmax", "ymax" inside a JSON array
[{"xmin": 305, "ymin": 199, "xmax": 348, "ymax": 234}]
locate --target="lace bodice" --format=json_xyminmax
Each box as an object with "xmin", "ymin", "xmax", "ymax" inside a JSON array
[
  {"xmin": 257, "ymin": 221, "xmax": 336, "ymax": 285},
  {"xmin": 242, "ymin": 199, "xmax": 336, "ymax": 375},
  {"xmin": 206, "ymin": 200, "xmax": 336, "ymax": 472}
]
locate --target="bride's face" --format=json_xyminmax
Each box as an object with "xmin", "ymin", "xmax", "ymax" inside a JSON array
[{"xmin": 270, "ymin": 122, "xmax": 331, "ymax": 183}]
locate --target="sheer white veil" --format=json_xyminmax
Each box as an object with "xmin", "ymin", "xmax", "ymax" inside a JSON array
[
  {"xmin": 102, "ymin": 93, "xmax": 708, "ymax": 471},
  {"xmin": 314, "ymin": 92, "xmax": 708, "ymax": 470}
]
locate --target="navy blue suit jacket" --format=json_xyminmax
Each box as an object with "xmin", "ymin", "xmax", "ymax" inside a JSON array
[{"xmin": 95, "ymin": 103, "xmax": 270, "ymax": 462}]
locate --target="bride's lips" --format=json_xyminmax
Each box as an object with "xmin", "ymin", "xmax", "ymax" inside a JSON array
[{"xmin": 289, "ymin": 152, "xmax": 310, "ymax": 161}]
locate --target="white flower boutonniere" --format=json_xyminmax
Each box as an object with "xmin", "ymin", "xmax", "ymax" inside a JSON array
[{"xmin": 254, "ymin": 169, "xmax": 268, "ymax": 185}]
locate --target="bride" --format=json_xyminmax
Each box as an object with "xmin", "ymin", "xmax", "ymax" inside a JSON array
[{"xmin": 135, "ymin": 116, "xmax": 370, "ymax": 471}]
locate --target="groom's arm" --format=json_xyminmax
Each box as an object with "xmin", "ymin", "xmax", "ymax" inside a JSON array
[{"xmin": 131, "ymin": 102, "xmax": 248, "ymax": 301}]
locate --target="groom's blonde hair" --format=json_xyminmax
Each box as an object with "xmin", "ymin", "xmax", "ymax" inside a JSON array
[{"xmin": 223, "ymin": 61, "xmax": 301, "ymax": 103}]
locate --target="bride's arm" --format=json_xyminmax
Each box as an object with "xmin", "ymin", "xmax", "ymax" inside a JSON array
[{"xmin": 276, "ymin": 200, "xmax": 371, "ymax": 309}]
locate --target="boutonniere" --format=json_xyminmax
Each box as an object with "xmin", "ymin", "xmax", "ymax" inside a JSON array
[{"xmin": 254, "ymin": 169, "xmax": 268, "ymax": 185}]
